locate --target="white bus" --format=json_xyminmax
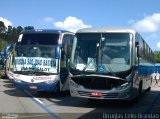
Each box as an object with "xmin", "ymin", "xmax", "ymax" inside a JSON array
[
  {"xmin": 4, "ymin": 29, "xmax": 74, "ymax": 92},
  {"xmin": 69, "ymin": 27, "xmax": 154, "ymax": 101}
]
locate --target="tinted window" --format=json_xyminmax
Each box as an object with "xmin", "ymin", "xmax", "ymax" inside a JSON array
[{"xmin": 19, "ymin": 33, "xmax": 59, "ymax": 45}]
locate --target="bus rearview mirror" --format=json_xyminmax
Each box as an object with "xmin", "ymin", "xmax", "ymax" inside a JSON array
[
  {"xmin": 4, "ymin": 44, "xmax": 13, "ymax": 58},
  {"xmin": 55, "ymin": 46, "xmax": 61, "ymax": 59}
]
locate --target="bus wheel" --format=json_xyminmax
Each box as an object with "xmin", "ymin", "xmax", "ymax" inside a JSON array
[{"xmin": 146, "ymin": 87, "xmax": 151, "ymax": 92}]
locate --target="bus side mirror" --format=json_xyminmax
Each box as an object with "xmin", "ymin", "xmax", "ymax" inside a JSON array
[
  {"xmin": 4, "ymin": 44, "xmax": 13, "ymax": 58},
  {"xmin": 55, "ymin": 45, "xmax": 61, "ymax": 59}
]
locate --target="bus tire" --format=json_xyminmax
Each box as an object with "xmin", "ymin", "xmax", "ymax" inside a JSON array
[
  {"xmin": 146, "ymin": 86, "xmax": 151, "ymax": 92},
  {"xmin": 133, "ymin": 81, "xmax": 143, "ymax": 103}
]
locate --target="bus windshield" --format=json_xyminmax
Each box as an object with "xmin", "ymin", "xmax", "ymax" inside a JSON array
[
  {"xmin": 18, "ymin": 33, "xmax": 59, "ymax": 45},
  {"xmin": 13, "ymin": 33, "xmax": 59, "ymax": 74},
  {"xmin": 70, "ymin": 33, "xmax": 131, "ymax": 73}
]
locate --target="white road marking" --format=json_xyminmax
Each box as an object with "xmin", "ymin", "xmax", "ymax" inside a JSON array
[{"xmin": 24, "ymin": 90, "xmax": 43, "ymax": 104}]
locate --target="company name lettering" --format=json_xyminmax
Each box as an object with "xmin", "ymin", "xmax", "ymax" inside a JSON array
[{"xmin": 15, "ymin": 57, "xmax": 55, "ymax": 67}]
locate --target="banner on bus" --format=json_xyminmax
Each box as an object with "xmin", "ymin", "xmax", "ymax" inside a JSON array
[{"xmin": 14, "ymin": 57, "xmax": 57, "ymax": 73}]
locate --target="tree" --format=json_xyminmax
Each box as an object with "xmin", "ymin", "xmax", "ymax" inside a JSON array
[
  {"xmin": 24, "ymin": 26, "xmax": 34, "ymax": 30},
  {"xmin": 0, "ymin": 21, "xmax": 6, "ymax": 33},
  {"xmin": 0, "ymin": 39, "xmax": 8, "ymax": 51},
  {"xmin": 0, "ymin": 24, "xmax": 34, "ymax": 44},
  {"xmin": 7, "ymin": 25, "xmax": 12, "ymax": 33},
  {"xmin": 16, "ymin": 26, "xmax": 23, "ymax": 34},
  {"xmin": 6, "ymin": 26, "xmax": 23, "ymax": 43},
  {"xmin": 5, "ymin": 26, "xmax": 17, "ymax": 43},
  {"xmin": 154, "ymin": 51, "xmax": 160, "ymax": 63}
]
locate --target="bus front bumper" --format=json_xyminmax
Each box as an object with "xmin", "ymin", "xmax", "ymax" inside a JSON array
[
  {"xmin": 13, "ymin": 80, "xmax": 59, "ymax": 92},
  {"xmin": 69, "ymin": 80, "xmax": 133, "ymax": 100}
]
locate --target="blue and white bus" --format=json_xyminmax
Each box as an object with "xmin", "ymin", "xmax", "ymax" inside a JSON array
[
  {"xmin": 69, "ymin": 27, "xmax": 155, "ymax": 101},
  {"xmin": 5, "ymin": 29, "xmax": 74, "ymax": 92}
]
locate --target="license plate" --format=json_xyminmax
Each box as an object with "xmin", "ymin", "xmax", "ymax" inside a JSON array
[
  {"xmin": 91, "ymin": 92, "xmax": 102, "ymax": 97},
  {"xmin": 29, "ymin": 86, "xmax": 37, "ymax": 90}
]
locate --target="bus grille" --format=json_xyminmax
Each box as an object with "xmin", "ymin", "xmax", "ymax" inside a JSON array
[
  {"xmin": 78, "ymin": 91, "xmax": 119, "ymax": 98},
  {"xmin": 71, "ymin": 76, "xmax": 126, "ymax": 90}
]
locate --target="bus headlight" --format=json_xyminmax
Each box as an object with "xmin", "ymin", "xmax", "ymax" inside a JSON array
[
  {"xmin": 14, "ymin": 74, "xmax": 21, "ymax": 82},
  {"xmin": 69, "ymin": 80, "xmax": 80, "ymax": 88},
  {"xmin": 116, "ymin": 82, "xmax": 131, "ymax": 90}
]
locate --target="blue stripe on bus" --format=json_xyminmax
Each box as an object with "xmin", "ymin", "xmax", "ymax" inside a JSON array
[
  {"xmin": 138, "ymin": 65, "xmax": 155, "ymax": 76},
  {"xmin": 14, "ymin": 81, "xmax": 59, "ymax": 92}
]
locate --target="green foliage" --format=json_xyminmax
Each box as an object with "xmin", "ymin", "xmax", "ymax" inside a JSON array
[
  {"xmin": 24, "ymin": 26, "xmax": 34, "ymax": 30},
  {"xmin": 0, "ymin": 39, "xmax": 8, "ymax": 51},
  {"xmin": 0, "ymin": 21, "xmax": 6, "ymax": 33},
  {"xmin": 0, "ymin": 21, "xmax": 34, "ymax": 44},
  {"xmin": 154, "ymin": 50, "xmax": 160, "ymax": 63}
]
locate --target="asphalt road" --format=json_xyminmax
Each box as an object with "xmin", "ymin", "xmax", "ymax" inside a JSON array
[{"xmin": 0, "ymin": 77, "xmax": 160, "ymax": 119}]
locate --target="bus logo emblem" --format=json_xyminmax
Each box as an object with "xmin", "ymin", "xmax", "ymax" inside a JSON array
[{"xmin": 31, "ymin": 79, "xmax": 34, "ymax": 82}]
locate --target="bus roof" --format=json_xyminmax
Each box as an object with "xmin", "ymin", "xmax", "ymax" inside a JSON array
[
  {"xmin": 76, "ymin": 27, "xmax": 137, "ymax": 34},
  {"xmin": 20, "ymin": 29, "xmax": 73, "ymax": 34}
]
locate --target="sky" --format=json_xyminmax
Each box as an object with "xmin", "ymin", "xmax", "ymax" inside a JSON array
[{"xmin": 0, "ymin": 0, "xmax": 160, "ymax": 51}]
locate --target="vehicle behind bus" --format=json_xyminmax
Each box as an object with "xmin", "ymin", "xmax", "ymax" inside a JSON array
[
  {"xmin": 5, "ymin": 29, "xmax": 74, "ymax": 92},
  {"xmin": 69, "ymin": 27, "xmax": 154, "ymax": 101}
]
